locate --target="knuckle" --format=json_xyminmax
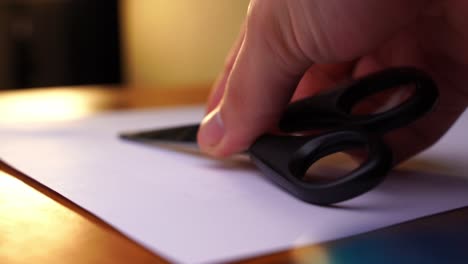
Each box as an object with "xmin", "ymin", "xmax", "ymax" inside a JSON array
[{"xmin": 245, "ymin": 0, "xmax": 335, "ymax": 73}]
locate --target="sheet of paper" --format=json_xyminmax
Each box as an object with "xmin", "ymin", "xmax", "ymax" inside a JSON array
[{"xmin": 0, "ymin": 106, "xmax": 467, "ymax": 264}]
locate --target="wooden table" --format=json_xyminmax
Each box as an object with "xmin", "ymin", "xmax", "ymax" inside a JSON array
[{"xmin": 1, "ymin": 86, "xmax": 467, "ymax": 264}]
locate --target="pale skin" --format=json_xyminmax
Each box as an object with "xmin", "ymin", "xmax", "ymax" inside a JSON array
[{"xmin": 197, "ymin": 0, "xmax": 468, "ymax": 163}]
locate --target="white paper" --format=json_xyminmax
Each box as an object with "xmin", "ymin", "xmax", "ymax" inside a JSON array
[{"xmin": 0, "ymin": 106, "xmax": 467, "ymax": 264}]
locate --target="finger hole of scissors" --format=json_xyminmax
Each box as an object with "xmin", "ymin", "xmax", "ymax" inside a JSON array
[
  {"xmin": 301, "ymin": 146, "xmax": 368, "ymax": 184},
  {"xmin": 349, "ymin": 84, "xmax": 415, "ymax": 116}
]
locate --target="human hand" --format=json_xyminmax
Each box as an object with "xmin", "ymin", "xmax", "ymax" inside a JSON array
[{"xmin": 197, "ymin": 0, "xmax": 468, "ymax": 163}]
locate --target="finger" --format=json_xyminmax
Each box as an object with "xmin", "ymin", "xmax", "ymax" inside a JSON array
[
  {"xmin": 351, "ymin": 52, "xmax": 458, "ymax": 164},
  {"xmin": 198, "ymin": 1, "xmax": 314, "ymax": 157},
  {"xmin": 355, "ymin": 61, "xmax": 466, "ymax": 163},
  {"xmin": 351, "ymin": 47, "xmax": 424, "ymax": 163},
  {"xmin": 385, "ymin": 102, "xmax": 465, "ymax": 164},
  {"xmin": 292, "ymin": 62, "xmax": 355, "ymax": 102},
  {"xmin": 206, "ymin": 24, "xmax": 246, "ymax": 113}
]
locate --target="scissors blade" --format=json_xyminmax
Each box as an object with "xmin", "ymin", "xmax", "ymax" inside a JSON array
[{"xmin": 119, "ymin": 124, "xmax": 201, "ymax": 151}]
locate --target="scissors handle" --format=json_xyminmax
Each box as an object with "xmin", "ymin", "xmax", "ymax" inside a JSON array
[
  {"xmin": 279, "ymin": 67, "xmax": 438, "ymax": 133},
  {"xmin": 247, "ymin": 67, "xmax": 438, "ymax": 205},
  {"xmin": 248, "ymin": 130, "xmax": 392, "ymax": 205}
]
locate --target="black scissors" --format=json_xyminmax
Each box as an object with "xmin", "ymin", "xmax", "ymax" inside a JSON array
[{"xmin": 119, "ymin": 67, "xmax": 438, "ymax": 205}]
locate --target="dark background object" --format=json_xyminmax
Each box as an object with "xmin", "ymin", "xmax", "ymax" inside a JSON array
[{"xmin": 0, "ymin": 0, "xmax": 121, "ymax": 89}]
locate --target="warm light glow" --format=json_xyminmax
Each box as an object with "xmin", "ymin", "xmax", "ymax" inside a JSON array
[
  {"xmin": 0, "ymin": 171, "xmax": 79, "ymax": 261},
  {"xmin": 289, "ymin": 235, "xmax": 331, "ymax": 264},
  {"xmin": 122, "ymin": 0, "xmax": 249, "ymax": 86},
  {"xmin": 0, "ymin": 89, "xmax": 109, "ymax": 123},
  {"xmin": 290, "ymin": 245, "xmax": 330, "ymax": 264},
  {"xmin": 0, "ymin": 169, "xmax": 160, "ymax": 263}
]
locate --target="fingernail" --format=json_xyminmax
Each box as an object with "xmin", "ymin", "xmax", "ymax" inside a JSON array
[{"xmin": 198, "ymin": 108, "xmax": 224, "ymax": 149}]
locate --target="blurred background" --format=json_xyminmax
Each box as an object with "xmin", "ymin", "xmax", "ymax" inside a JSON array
[{"xmin": 0, "ymin": 0, "xmax": 249, "ymax": 90}]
